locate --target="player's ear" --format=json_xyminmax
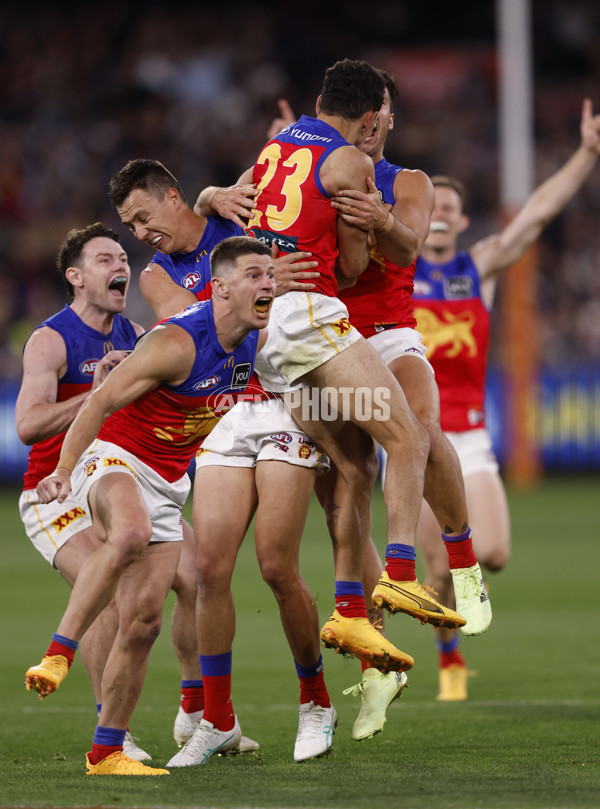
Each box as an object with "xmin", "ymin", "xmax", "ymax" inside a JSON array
[
  {"xmin": 65, "ymin": 266, "xmax": 83, "ymax": 291},
  {"xmin": 389, "ymin": 112, "xmax": 395, "ymax": 132},
  {"xmin": 458, "ymin": 214, "xmax": 470, "ymax": 234},
  {"xmin": 315, "ymin": 95, "xmax": 322, "ymax": 115},
  {"xmin": 211, "ymin": 275, "xmax": 229, "ymax": 299}
]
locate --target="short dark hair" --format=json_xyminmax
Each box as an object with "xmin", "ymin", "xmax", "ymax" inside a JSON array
[
  {"xmin": 56, "ymin": 222, "xmax": 120, "ymax": 300},
  {"xmin": 379, "ymin": 69, "xmax": 399, "ymax": 109},
  {"xmin": 210, "ymin": 236, "xmax": 272, "ymax": 279},
  {"xmin": 319, "ymin": 58, "xmax": 385, "ymax": 120},
  {"xmin": 108, "ymin": 158, "xmax": 188, "ymax": 207},
  {"xmin": 430, "ymin": 175, "xmax": 468, "ymax": 212}
]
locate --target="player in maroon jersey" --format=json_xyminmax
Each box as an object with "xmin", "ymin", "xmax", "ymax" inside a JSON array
[
  {"xmin": 197, "ymin": 60, "xmax": 465, "ymax": 680},
  {"xmin": 412, "ymin": 98, "xmax": 600, "ymax": 700},
  {"xmin": 16, "ymin": 223, "xmax": 152, "ymax": 761},
  {"xmin": 26, "ymin": 237, "xmax": 274, "ymax": 775}
]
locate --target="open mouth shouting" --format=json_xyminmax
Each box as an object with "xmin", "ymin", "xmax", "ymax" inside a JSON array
[
  {"xmin": 254, "ymin": 296, "xmax": 273, "ymax": 316},
  {"xmin": 108, "ymin": 275, "xmax": 128, "ymax": 296}
]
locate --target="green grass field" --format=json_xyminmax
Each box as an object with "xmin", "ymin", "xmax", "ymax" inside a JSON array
[{"xmin": 1, "ymin": 477, "xmax": 599, "ymax": 809}]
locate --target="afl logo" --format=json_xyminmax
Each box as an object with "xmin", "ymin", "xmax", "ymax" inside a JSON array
[
  {"xmin": 79, "ymin": 359, "xmax": 99, "ymax": 375},
  {"xmin": 270, "ymin": 432, "xmax": 292, "ymax": 444},
  {"xmin": 194, "ymin": 375, "xmax": 220, "ymax": 391},
  {"xmin": 183, "ymin": 272, "xmax": 201, "ymax": 290}
]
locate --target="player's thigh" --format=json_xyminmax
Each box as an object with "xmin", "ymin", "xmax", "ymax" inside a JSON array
[
  {"xmin": 88, "ymin": 471, "xmax": 152, "ymax": 546},
  {"xmin": 464, "ymin": 470, "xmax": 510, "ymax": 568},
  {"xmin": 304, "ymin": 338, "xmax": 421, "ymax": 446},
  {"xmin": 389, "ymin": 354, "xmax": 440, "ymax": 427},
  {"xmin": 54, "ymin": 526, "xmax": 105, "ymax": 586},
  {"xmin": 254, "ymin": 460, "xmax": 315, "ymax": 565},
  {"xmin": 193, "ymin": 465, "xmax": 257, "ymax": 561}
]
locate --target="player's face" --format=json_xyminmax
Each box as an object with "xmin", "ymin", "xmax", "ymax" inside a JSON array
[
  {"xmin": 423, "ymin": 185, "xmax": 469, "ymax": 250},
  {"xmin": 361, "ymin": 89, "xmax": 394, "ymax": 159},
  {"xmin": 225, "ymin": 253, "xmax": 275, "ymax": 329},
  {"xmin": 117, "ymin": 187, "xmax": 183, "ymax": 253},
  {"xmin": 77, "ymin": 236, "xmax": 131, "ymax": 313}
]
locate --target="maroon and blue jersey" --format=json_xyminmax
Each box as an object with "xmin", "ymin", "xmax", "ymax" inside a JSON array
[
  {"xmin": 413, "ymin": 252, "xmax": 490, "ymax": 432},
  {"xmin": 98, "ymin": 301, "xmax": 260, "ymax": 482},
  {"xmin": 247, "ymin": 115, "xmax": 351, "ymax": 297},
  {"xmin": 22, "ymin": 306, "xmax": 138, "ymax": 489},
  {"xmin": 150, "ymin": 216, "xmax": 242, "ymax": 301}
]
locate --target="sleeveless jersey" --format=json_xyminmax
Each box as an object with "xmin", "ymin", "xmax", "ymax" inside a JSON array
[
  {"xmin": 22, "ymin": 306, "xmax": 138, "ymax": 489},
  {"xmin": 150, "ymin": 216, "xmax": 242, "ymax": 301},
  {"xmin": 341, "ymin": 157, "xmax": 416, "ymax": 337},
  {"xmin": 413, "ymin": 252, "xmax": 490, "ymax": 432},
  {"xmin": 247, "ymin": 115, "xmax": 351, "ymax": 298},
  {"xmin": 97, "ymin": 301, "xmax": 260, "ymax": 482}
]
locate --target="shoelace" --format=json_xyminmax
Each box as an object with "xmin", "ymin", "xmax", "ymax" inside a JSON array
[
  {"xmin": 342, "ymin": 682, "xmax": 363, "ymax": 699},
  {"xmin": 298, "ymin": 705, "xmax": 330, "ymax": 739}
]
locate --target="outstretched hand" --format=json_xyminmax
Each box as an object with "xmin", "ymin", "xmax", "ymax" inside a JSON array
[
  {"xmin": 37, "ymin": 468, "xmax": 72, "ymax": 505},
  {"xmin": 580, "ymin": 98, "xmax": 600, "ymax": 155}
]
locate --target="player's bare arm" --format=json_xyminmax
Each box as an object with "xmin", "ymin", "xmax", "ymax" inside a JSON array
[
  {"xmin": 36, "ymin": 326, "xmax": 196, "ymax": 504},
  {"xmin": 322, "ymin": 146, "xmax": 375, "ymax": 279},
  {"xmin": 194, "ymin": 168, "xmax": 256, "ymax": 226},
  {"xmin": 333, "ymin": 170, "xmax": 434, "ymax": 266},
  {"xmin": 16, "ymin": 328, "xmax": 132, "ymax": 445},
  {"xmin": 140, "ymin": 262, "xmax": 198, "ymax": 320},
  {"xmin": 472, "ymin": 98, "xmax": 600, "ymax": 284}
]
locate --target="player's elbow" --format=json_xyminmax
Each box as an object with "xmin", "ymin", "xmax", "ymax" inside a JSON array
[{"xmin": 16, "ymin": 419, "xmax": 38, "ymax": 446}]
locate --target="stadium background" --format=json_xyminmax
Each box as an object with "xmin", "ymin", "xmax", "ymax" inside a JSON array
[{"xmin": 1, "ymin": 0, "xmax": 600, "ymax": 479}]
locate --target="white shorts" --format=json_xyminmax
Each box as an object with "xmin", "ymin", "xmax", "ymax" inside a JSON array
[
  {"xmin": 19, "ymin": 489, "xmax": 93, "ymax": 566},
  {"xmin": 368, "ymin": 327, "xmax": 433, "ymax": 373},
  {"xmin": 72, "ymin": 439, "xmax": 190, "ymax": 544},
  {"xmin": 255, "ymin": 292, "xmax": 362, "ymax": 392},
  {"xmin": 196, "ymin": 398, "xmax": 330, "ymax": 473},
  {"xmin": 445, "ymin": 428, "xmax": 499, "ymax": 478}
]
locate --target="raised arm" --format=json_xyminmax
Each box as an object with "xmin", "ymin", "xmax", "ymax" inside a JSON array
[{"xmin": 472, "ymin": 98, "xmax": 600, "ymax": 282}]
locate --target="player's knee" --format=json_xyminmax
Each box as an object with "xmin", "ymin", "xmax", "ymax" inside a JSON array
[
  {"xmin": 106, "ymin": 524, "xmax": 151, "ymax": 570},
  {"xmin": 195, "ymin": 550, "xmax": 230, "ymax": 594},
  {"xmin": 259, "ymin": 556, "xmax": 295, "ymax": 595}
]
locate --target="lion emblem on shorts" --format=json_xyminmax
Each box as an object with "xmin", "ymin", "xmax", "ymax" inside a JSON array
[{"xmin": 298, "ymin": 442, "xmax": 312, "ymax": 460}]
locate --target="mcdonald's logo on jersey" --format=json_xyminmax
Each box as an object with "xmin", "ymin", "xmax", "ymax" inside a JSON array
[{"xmin": 103, "ymin": 341, "xmax": 114, "ymax": 353}]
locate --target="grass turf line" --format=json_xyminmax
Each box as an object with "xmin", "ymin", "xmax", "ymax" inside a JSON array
[{"xmin": 1, "ymin": 477, "xmax": 599, "ymax": 808}]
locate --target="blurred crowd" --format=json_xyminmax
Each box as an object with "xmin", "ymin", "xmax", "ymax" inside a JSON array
[{"xmin": 1, "ymin": 0, "xmax": 599, "ymax": 380}]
